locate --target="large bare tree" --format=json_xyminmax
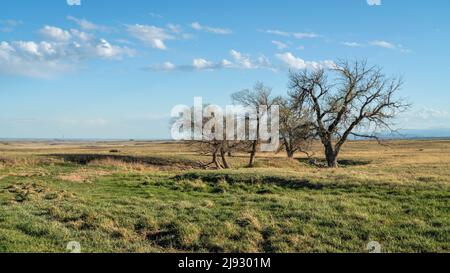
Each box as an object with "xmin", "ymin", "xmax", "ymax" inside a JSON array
[
  {"xmin": 289, "ymin": 60, "xmax": 410, "ymax": 167},
  {"xmin": 231, "ymin": 82, "xmax": 280, "ymax": 167}
]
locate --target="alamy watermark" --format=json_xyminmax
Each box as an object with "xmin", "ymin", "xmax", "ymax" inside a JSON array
[
  {"xmin": 171, "ymin": 97, "xmax": 280, "ymax": 152},
  {"xmin": 366, "ymin": 241, "xmax": 382, "ymax": 253},
  {"xmin": 66, "ymin": 241, "xmax": 81, "ymax": 253}
]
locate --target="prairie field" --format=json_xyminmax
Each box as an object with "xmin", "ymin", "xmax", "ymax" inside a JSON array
[{"xmin": 0, "ymin": 139, "xmax": 449, "ymax": 253}]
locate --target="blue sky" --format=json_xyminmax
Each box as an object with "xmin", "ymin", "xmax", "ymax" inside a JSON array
[{"xmin": 0, "ymin": 0, "xmax": 449, "ymax": 139}]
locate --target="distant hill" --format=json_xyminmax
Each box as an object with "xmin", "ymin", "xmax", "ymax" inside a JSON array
[
  {"xmin": 392, "ymin": 129, "xmax": 450, "ymax": 139},
  {"xmin": 343, "ymin": 128, "xmax": 450, "ymax": 140},
  {"xmin": 1, "ymin": 129, "xmax": 450, "ymax": 142}
]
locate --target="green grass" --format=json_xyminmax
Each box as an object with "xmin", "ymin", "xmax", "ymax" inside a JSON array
[
  {"xmin": 0, "ymin": 166, "xmax": 448, "ymax": 253},
  {"xmin": 0, "ymin": 140, "xmax": 449, "ymax": 253}
]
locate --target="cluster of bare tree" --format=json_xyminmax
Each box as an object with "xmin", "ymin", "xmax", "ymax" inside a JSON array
[{"xmin": 188, "ymin": 60, "xmax": 410, "ymax": 168}]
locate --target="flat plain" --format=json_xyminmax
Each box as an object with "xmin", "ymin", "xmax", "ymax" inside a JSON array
[{"xmin": 0, "ymin": 139, "xmax": 449, "ymax": 253}]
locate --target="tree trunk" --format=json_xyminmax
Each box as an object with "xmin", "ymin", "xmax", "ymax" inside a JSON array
[
  {"xmin": 286, "ymin": 146, "xmax": 294, "ymax": 158},
  {"xmin": 248, "ymin": 115, "xmax": 260, "ymax": 168},
  {"xmin": 248, "ymin": 140, "xmax": 257, "ymax": 167},
  {"xmin": 287, "ymin": 151, "xmax": 294, "ymax": 158},
  {"xmin": 283, "ymin": 138, "xmax": 294, "ymax": 158},
  {"xmin": 220, "ymin": 147, "xmax": 231, "ymax": 169},
  {"xmin": 324, "ymin": 142, "xmax": 338, "ymax": 168},
  {"xmin": 212, "ymin": 150, "xmax": 222, "ymax": 169}
]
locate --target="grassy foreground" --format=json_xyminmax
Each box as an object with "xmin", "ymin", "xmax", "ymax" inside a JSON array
[{"xmin": 0, "ymin": 140, "xmax": 449, "ymax": 253}]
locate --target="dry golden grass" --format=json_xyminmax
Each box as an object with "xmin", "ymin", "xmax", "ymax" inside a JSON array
[
  {"xmin": 59, "ymin": 168, "xmax": 115, "ymax": 183},
  {"xmin": 88, "ymin": 158, "xmax": 158, "ymax": 172},
  {"xmin": 0, "ymin": 139, "xmax": 448, "ymax": 253},
  {"xmin": 1, "ymin": 139, "xmax": 450, "ymax": 186}
]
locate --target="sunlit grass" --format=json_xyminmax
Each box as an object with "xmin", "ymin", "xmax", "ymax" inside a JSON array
[{"xmin": 0, "ymin": 140, "xmax": 449, "ymax": 253}]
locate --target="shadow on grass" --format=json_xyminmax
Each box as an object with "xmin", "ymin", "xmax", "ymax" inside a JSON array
[
  {"xmin": 297, "ymin": 158, "xmax": 372, "ymax": 167},
  {"xmin": 47, "ymin": 153, "xmax": 203, "ymax": 169},
  {"xmin": 174, "ymin": 172, "xmax": 324, "ymax": 190}
]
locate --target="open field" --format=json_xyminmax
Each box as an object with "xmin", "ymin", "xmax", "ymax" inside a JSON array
[{"xmin": 0, "ymin": 139, "xmax": 449, "ymax": 253}]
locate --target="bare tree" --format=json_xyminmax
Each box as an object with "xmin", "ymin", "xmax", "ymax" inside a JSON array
[
  {"xmin": 172, "ymin": 104, "xmax": 234, "ymax": 169},
  {"xmin": 231, "ymin": 82, "xmax": 281, "ymax": 167},
  {"xmin": 289, "ymin": 60, "xmax": 410, "ymax": 167},
  {"xmin": 278, "ymin": 98, "xmax": 315, "ymax": 158},
  {"xmin": 189, "ymin": 107, "xmax": 235, "ymax": 169},
  {"xmin": 190, "ymin": 139, "xmax": 233, "ymax": 169}
]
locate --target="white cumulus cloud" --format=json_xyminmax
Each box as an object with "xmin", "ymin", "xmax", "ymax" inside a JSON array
[
  {"xmin": 272, "ymin": 40, "xmax": 288, "ymax": 50},
  {"xmin": 192, "ymin": 58, "xmax": 215, "ymax": 70},
  {"xmin": 126, "ymin": 24, "xmax": 175, "ymax": 50},
  {"xmin": 262, "ymin": 29, "xmax": 290, "ymax": 37},
  {"xmin": 0, "ymin": 25, "xmax": 134, "ymax": 78},
  {"xmin": 260, "ymin": 29, "xmax": 320, "ymax": 39},
  {"xmin": 95, "ymin": 39, "xmax": 133, "ymax": 59},
  {"xmin": 342, "ymin": 41, "xmax": 364, "ymax": 47},
  {"xmin": 40, "ymin": 26, "xmax": 72, "ymax": 42},
  {"xmin": 276, "ymin": 52, "xmax": 335, "ymax": 70},
  {"xmin": 147, "ymin": 50, "xmax": 271, "ymax": 72},
  {"xmin": 370, "ymin": 40, "xmax": 396, "ymax": 49},
  {"xmin": 67, "ymin": 16, "xmax": 107, "ymax": 32},
  {"xmin": 369, "ymin": 40, "xmax": 411, "ymax": 53},
  {"xmin": 342, "ymin": 40, "xmax": 410, "ymax": 53},
  {"xmin": 190, "ymin": 22, "xmax": 232, "ymax": 35},
  {"xmin": 293, "ymin": 32, "xmax": 320, "ymax": 39},
  {"xmin": 150, "ymin": 50, "xmax": 334, "ymax": 73}
]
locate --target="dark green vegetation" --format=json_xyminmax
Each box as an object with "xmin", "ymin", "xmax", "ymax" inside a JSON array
[{"xmin": 0, "ymin": 140, "xmax": 449, "ymax": 253}]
